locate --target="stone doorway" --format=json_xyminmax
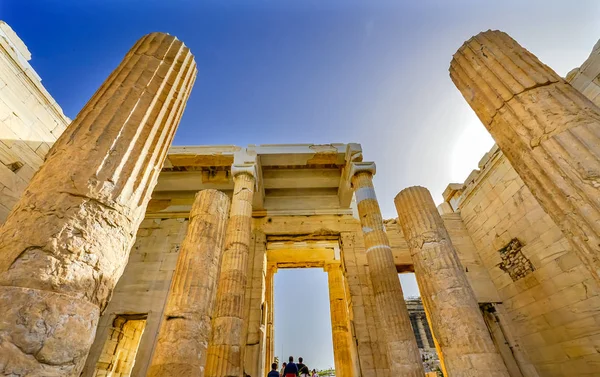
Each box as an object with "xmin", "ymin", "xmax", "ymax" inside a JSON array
[{"xmin": 274, "ymin": 269, "xmax": 335, "ymax": 371}]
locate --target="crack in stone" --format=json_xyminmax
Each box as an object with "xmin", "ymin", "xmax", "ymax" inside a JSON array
[{"xmin": 488, "ymin": 80, "xmax": 558, "ymax": 128}]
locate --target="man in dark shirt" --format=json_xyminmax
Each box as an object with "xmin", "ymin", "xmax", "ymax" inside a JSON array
[
  {"xmin": 267, "ymin": 363, "xmax": 280, "ymax": 377},
  {"xmin": 297, "ymin": 357, "xmax": 309, "ymax": 377},
  {"xmin": 283, "ymin": 356, "xmax": 298, "ymax": 377}
]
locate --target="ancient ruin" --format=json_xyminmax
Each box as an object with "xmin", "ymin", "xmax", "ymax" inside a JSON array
[{"xmin": 0, "ymin": 20, "xmax": 599, "ymax": 377}]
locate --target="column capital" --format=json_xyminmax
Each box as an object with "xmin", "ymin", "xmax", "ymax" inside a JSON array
[
  {"xmin": 324, "ymin": 261, "xmax": 342, "ymax": 272},
  {"xmin": 349, "ymin": 162, "xmax": 376, "ymax": 177},
  {"xmin": 231, "ymin": 163, "xmax": 257, "ymax": 179}
]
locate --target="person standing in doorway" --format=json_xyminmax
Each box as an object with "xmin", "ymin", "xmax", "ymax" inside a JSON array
[
  {"xmin": 283, "ymin": 356, "xmax": 298, "ymax": 377},
  {"xmin": 268, "ymin": 363, "xmax": 280, "ymax": 377},
  {"xmin": 297, "ymin": 357, "xmax": 309, "ymax": 377}
]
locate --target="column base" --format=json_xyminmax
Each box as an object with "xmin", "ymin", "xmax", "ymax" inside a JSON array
[{"xmin": 0, "ymin": 285, "xmax": 99, "ymax": 377}]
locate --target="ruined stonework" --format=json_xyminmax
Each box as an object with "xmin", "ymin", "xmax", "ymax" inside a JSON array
[
  {"xmin": 498, "ymin": 239, "xmax": 535, "ymax": 282},
  {"xmin": 0, "ymin": 32, "xmax": 196, "ymax": 376},
  {"xmin": 2, "ymin": 20, "xmax": 600, "ymax": 377}
]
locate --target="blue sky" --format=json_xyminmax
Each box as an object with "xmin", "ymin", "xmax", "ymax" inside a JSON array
[{"xmin": 3, "ymin": 0, "xmax": 600, "ymax": 371}]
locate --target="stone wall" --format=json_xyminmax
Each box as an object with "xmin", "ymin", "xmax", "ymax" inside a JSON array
[
  {"xmin": 0, "ymin": 21, "xmax": 70, "ymax": 221},
  {"xmin": 447, "ymin": 147, "xmax": 600, "ymax": 377},
  {"xmin": 82, "ymin": 218, "xmax": 190, "ymax": 377}
]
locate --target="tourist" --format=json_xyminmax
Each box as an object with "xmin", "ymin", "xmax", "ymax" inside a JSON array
[
  {"xmin": 268, "ymin": 363, "xmax": 280, "ymax": 377},
  {"xmin": 280, "ymin": 362, "xmax": 287, "ymax": 376},
  {"xmin": 311, "ymin": 369, "xmax": 318, "ymax": 377},
  {"xmin": 283, "ymin": 356, "xmax": 298, "ymax": 377},
  {"xmin": 297, "ymin": 357, "xmax": 309, "ymax": 377}
]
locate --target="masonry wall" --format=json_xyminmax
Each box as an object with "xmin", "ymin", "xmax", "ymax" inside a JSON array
[
  {"xmin": 452, "ymin": 149, "xmax": 600, "ymax": 377},
  {"xmin": 0, "ymin": 21, "xmax": 70, "ymax": 221},
  {"xmin": 82, "ymin": 217, "xmax": 190, "ymax": 377}
]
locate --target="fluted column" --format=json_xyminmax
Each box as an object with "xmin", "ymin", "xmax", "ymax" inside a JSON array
[
  {"xmin": 325, "ymin": 262, "xmax": 355, "ymax": 377},
  {"xmin": 450, "ymin": 30, "xmax": 600, "ymax": 283},
  {"xmin": 148, "ymin": 190, "xmax": 230, "ymax": 377},
  {"xmin": 264, "ymin": 265, "xmax": 276, "ymax": 373},
  {"xmin": 205, "ymin": 165, "xmax": 256, "ymax": 377},
  {"xmin": 0, "ymin": 33, "xmax": 196, "ymax": 376},
  {"xmin": 414, "ymin": 315, "xmax": 429, "ymax": 349},
  {"xmin": 350, "ymin": 162, "xmax": 424, "ymax": 376},
  {"xmin": 395, "ymin": 186, "xmax": 509, "ymax": 377}
]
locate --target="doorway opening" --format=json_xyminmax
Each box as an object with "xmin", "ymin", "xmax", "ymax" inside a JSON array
[
  {"xmin": 274, "ymin": 268, "xmax": 335, "ymax": 373},
  {"xmin": 398, "ymin": 272, "xmax": 442, "ymax": 374},
  {"xmin": 93, "ymin": 313, "xmax": 147, "ymax": 377}
]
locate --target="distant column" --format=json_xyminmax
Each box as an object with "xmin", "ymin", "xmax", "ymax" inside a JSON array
[
  {"xmin": 148, "ymin": 189, "xmax": 230, "ymax": 377},
  {"xmin": 395, "ymin": 186, "xmax": 509, "ymax": 376},
  {"xmin": 413, "ymin": 315, "xmax": 428, "ymax": 349},
  {"xmin": 450, "ymin": 30, "xmax": 600, "ymax": 283},
  {"xmin": 325, "ymin": 262, "xmax": 355, "ymax": 377},
  {"xmin": 205, "ymin": 165, "xmax": 256, "ymax": 377},
  {"xmin": 350, "ymin": 163, "xmax": 424, "ymax": 376},
  {"xmin": 0, "ymin": 33, "xmax": 196, "ymax": 376}
]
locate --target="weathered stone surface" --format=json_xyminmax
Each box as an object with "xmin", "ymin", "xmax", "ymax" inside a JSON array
[
  {"xmin": 351, "ymin": 164, "xmax": 424, "ymax": 377},
  {"xmin": 147, "ymin": 189, "xmax": 230, "ymax": 377},
  {"xmin": 450, "ymin": 30, "xmax": 600, "ymax": 284},
  {"xmin": 0, "ymin": 32, "xmax": 196, "ymax": 376},
  {"xmin": 0, "ymin": 286, "xmax": 99, "ymax": 376},
  {"xmin": 325, "ymin": 262, "xmax": 355, "ymax": 377},
  {"xmin": 395, "ymin": 186, "xmax": 509, "ymax": 377},
  {"xmin": 0, "ymin": 22, "xmax": 71, "ymax": 222},
  {"xmin": 206, "ymin": 170, "xmax": 255, "ymax": 377}
]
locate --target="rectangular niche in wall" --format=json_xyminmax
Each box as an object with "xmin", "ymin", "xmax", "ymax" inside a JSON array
[
  {"xmin": 498, "ymin": 238, "xmax": 534, "ymax": 281},
  {"xmin": 93, "ymin": 313, "xmax": 148, "ymax": 377}
]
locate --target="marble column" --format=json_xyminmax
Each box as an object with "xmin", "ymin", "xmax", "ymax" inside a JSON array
[
  {"xmin": 148, "ymin": 190, "xmax": 231, "ymax": 377},
  {"xmin": 205, "ymin": 165, "xmax": 256, "ymax": 377},
  {"xmin": 0, "ymin": 33, "xmax": 196, "ymax": 376},
  {"xmin": 395, "ymin": 186, "xmax": 509, "ymax": 377},
  {"xmin": 325, "ymin": 262, "xmax": 355, "ymax": 377},
  {"xmin": 350, "ymin": 163, "xmax": 424, "ymax": 376},
  {"xmin": 414, "ymin": 315, "xmax": 429, "ymax": 349},
  {"xmin": 264, "ymin": 265, "xmax": 276, "ymax": 373},
  {"xmin": 450, "ymin": 30, "xmax": 600, "ymax": 283}
]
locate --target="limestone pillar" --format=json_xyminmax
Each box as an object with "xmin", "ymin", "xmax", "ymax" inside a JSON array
[
  {"xmin": 450, "ymin": 30, "xmax": 600, "ymax": 283},
  {"xmin": 414, "ymin": 315, "xmax": 429, "ymax": 349},
  {"xmin": 395, "ymin": 186, "xmax": 509, "ymax": 377},
  {"xmin": 147, "ymin": 190, "xmax": 231, "ymax": 377},
  {"xmin": 264, "ymin": 265, "xmax": 276, "ymax": 372},
  {"xmin": 324, "ymin": 262, "xmax": 355, "ymax": 377},
  {"xmin": 350, "ymin": 163, "xmax": 424, "ymax": 376},
  {"xmin": 0, "ymin": 33, "xmax": 196, "ymax": 376},
  {"xmin": 205, "ymin": 165, "xmax": 256, "ymax": 377}
]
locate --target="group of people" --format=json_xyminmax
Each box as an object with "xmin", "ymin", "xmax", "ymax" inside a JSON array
[{"xmin": 268, "ymin": 356, "xmax": 318, "ymax": 377}]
